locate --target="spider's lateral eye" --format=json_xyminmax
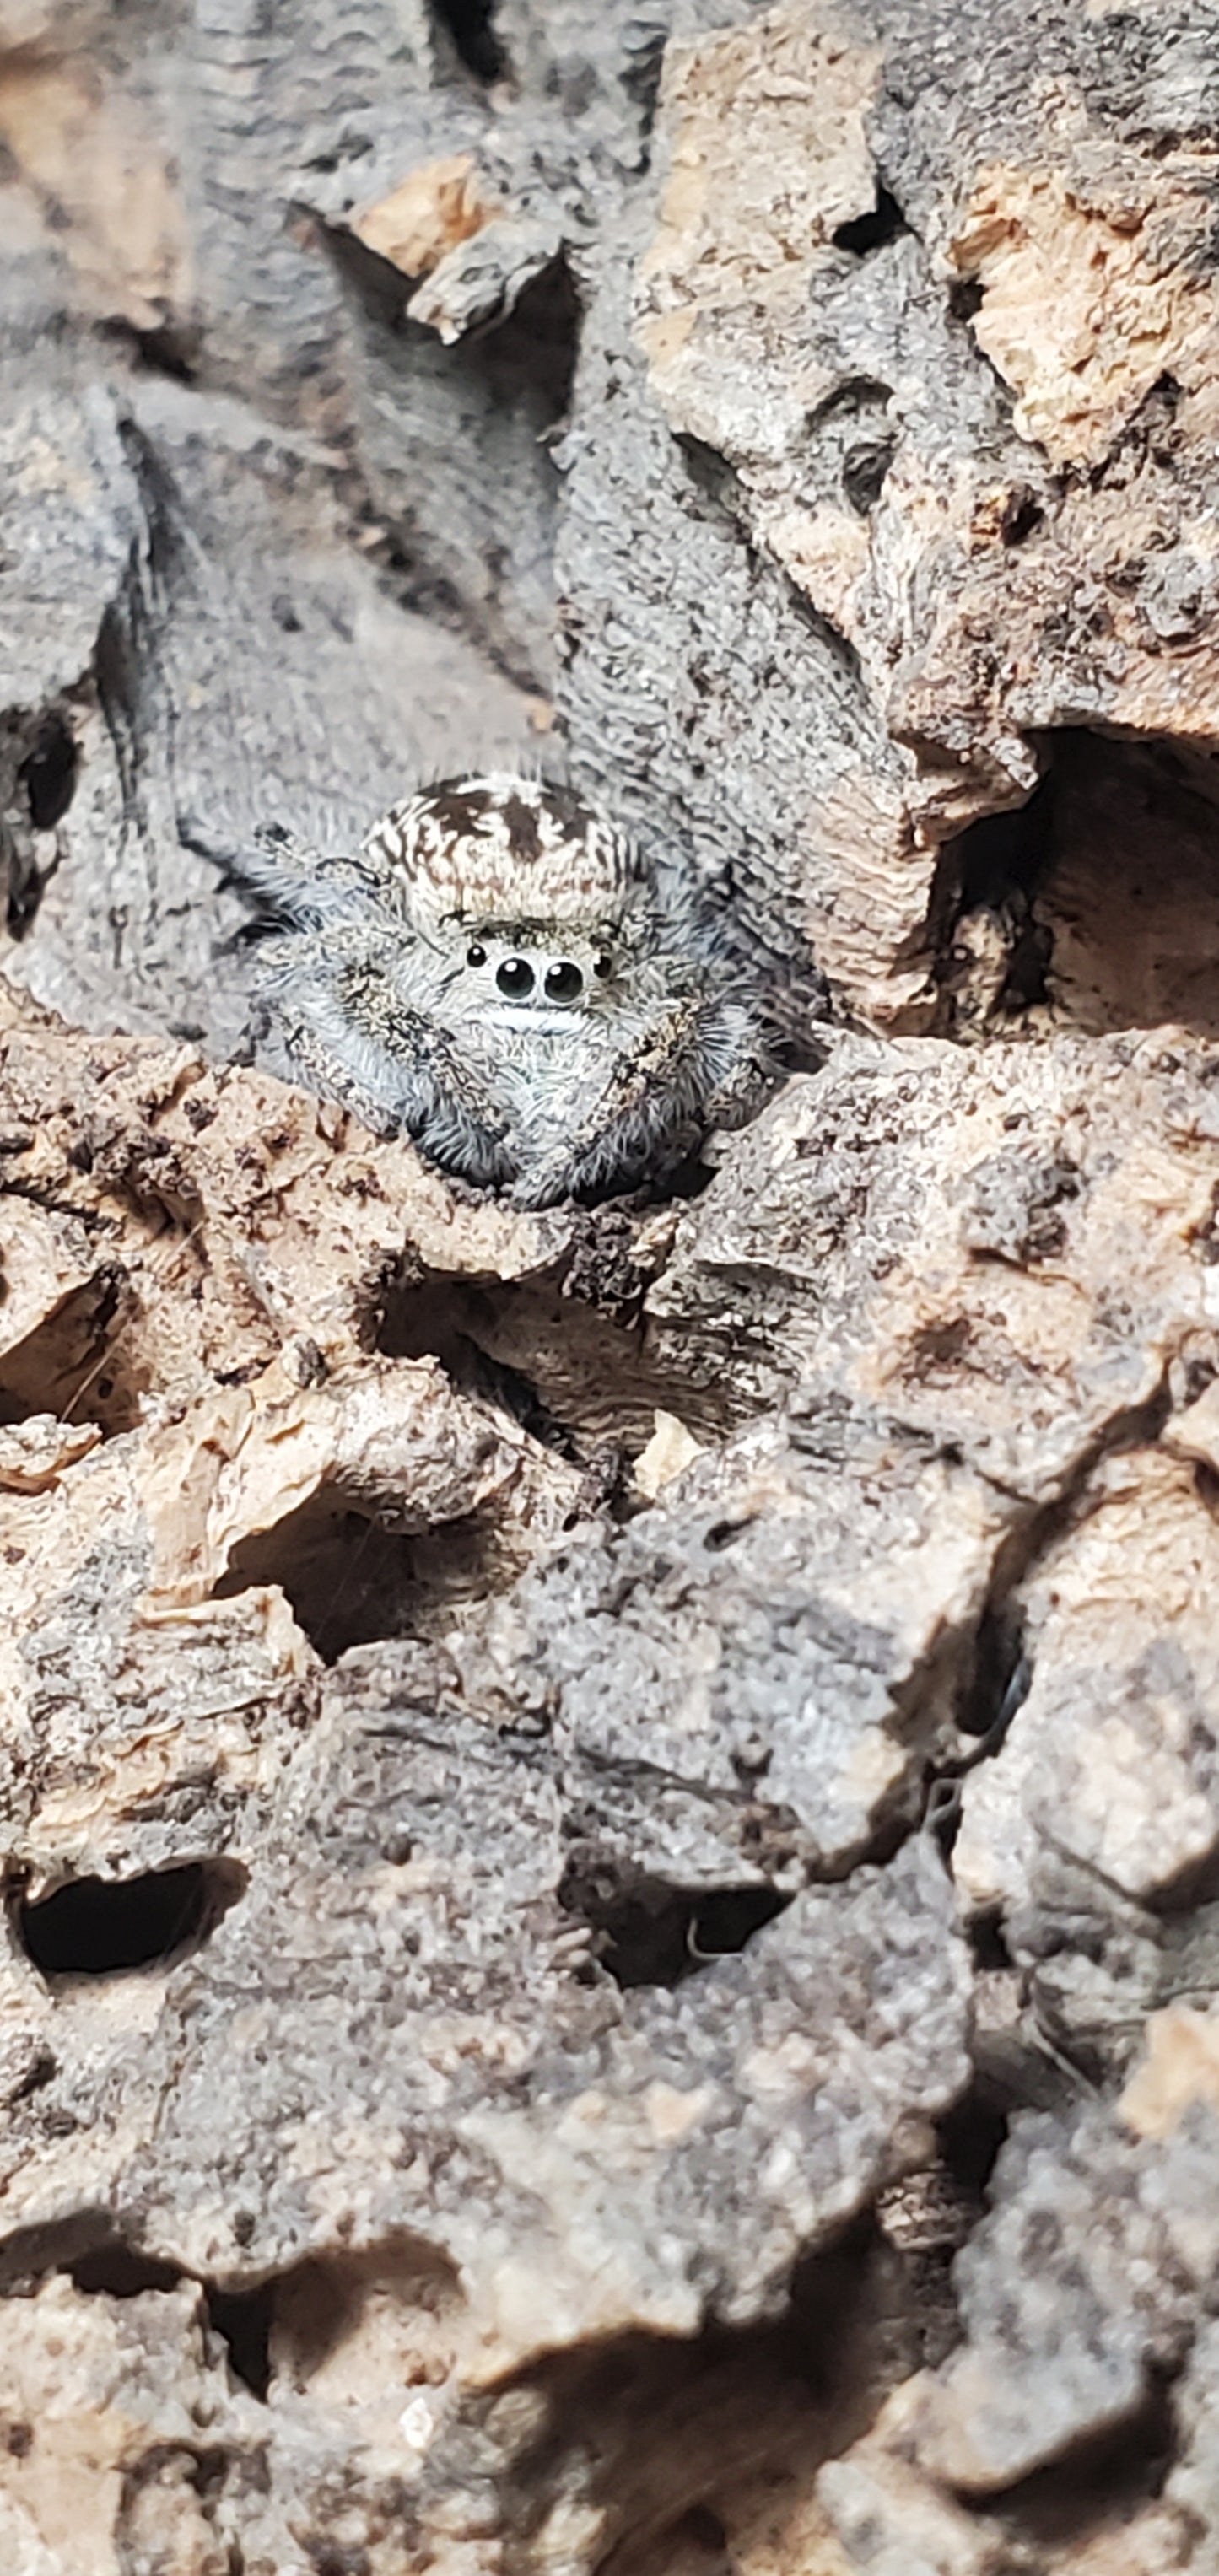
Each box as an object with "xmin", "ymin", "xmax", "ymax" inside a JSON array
[
  {"xmin": 544, "ymin": 960, "xmax": 584, "ymax": 1002},
  {"xmin": 466, "ymin": 942, "xmax": 487, "ymax": 968},
  {"xmin": 593, "ymin": 953, "xmax": 612, "ymax": 980}
]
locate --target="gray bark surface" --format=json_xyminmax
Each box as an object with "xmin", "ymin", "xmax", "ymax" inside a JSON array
[{"xmin": 3, "ymin": 1, "xmax": 1219, "ymax": 2569}]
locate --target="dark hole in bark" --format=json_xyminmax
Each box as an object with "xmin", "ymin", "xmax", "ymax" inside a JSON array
[
  {"xmin": 18, "ymin": 1860, "xmax": 245, "ymax": 1979},
  {"xmin": 381, "ymin": 1285, "xmax": 584, "ymax": 1454},
  {"xmin": 429, "ymin": 0, "xmax": 506, "ymax": 83},
  {"xmin": 217, "ymin": 1495, "xmax": 517, "ymax": 1662},
  {"xmin": 380, "ymin": 1265, "xmax": 735, "ymax": 1457},
  {"xmin": 811, "ymin": 375, "xmax": 893, "ymax": 423},
  {"xmin": 18, "ymin": 710, "xmax": 77, "ymax": 839},
  {"xmin": 678, "ymin": 432, "xmax": 747, "ymax": 520},
  {"xmin": 132, "ymin": 321, "xmax": 198, "ymax": 382},
  {"xmin": 842, "ymin": 434, "xmax": 895, "ymax": 515},
  {"xmin": 0, "ymin": 1259, "xmax": 145, "ymax": 1436},
  {"xmin": 930, "ymin": 764, "xmax": 1060, "ymax": 1022},
  {"xmin": 936, "ymin": 731, "xmax": 1219, "ymax": 1037},
  {"xmin": 832, "ymin": 186, "xmax": 906, "ymax": 256},
  {"xmin": 494, "ymin": 2226, "xmax": 882, "ymax": 2565},
  {"xmin": 68, "ymin": 2242, "xmax": 183, "ymax": 2297},
  {"xmin": 802, "ymin": 377, "xmax": 897, "ymax": 527},
  {"xmin": 1001, "ymin": 483, "xmax": 1044, "ymax": 545},
  {"xmin": 956, "ymin": 777, "xmax": 1056, "ymax": 920},
  {"xmin": 208, "ymin": 2235, "xmax": 461, "ymax": 2406},
  {"xmin": 948, "ymin": 276, "xmax": 984, "ymax": 322},
  {"xmin": 5, "ymin": 709, "xmax": 78, "ymax": 937},
  {"xmin": 20, "ymin": 709, "xmax": 78, "ymax": 832},
  {"xmin": 968, "ymin": 1906, "xmax": 1011, "ymax": 1971},
  {"xmin": 559, "ymin": 1858, "xmax": 790, "ymax": 1989},
  {"xmin": 332, "ymin": 213, "xmax": 578, "ymax": 421},
  {"xmin": 218, "ymin": 1498, "xmax": 415, "ymax": 1662},
  {"xmin": 702, "ymin": 1519, "xmax": 746, "ymax": 1552},
  {"xmin": 322, "ymin": 227, "xmax": 578, "ymax": 688},
  {"xmin": 207, "ymin": 2281, "xmax": 274, "ymax": 2399},
  {"xmin": 876, "ymin": 2094, "xmax": 1011, "ymax": 2370},
  {"xmin": 938, "ymin": 2089, "xmax": 1009, "ymax": 2197},
  {"xmin": 97, "ymin": 317, "xmax": 199, "ymax": 383},
  {"xmin": 958, "ymin": 1605, "xmax": 1029, "ymax": 1740}
]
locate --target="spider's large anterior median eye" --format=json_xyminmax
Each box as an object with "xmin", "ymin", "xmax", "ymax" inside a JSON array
[
  {"xmin": 466, "ymin": 941, "xmax": 487, "ymax": 968},
  {"xmin": 544, "ymin": 961, "xmax": 584, "ymax": 1002},
  {"xmin": 497, "ymin": 957, "xmax": 535, "ymax": 999}
]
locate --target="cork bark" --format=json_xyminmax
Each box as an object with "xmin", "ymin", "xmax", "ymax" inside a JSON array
[{"xmin": 4, "ymin": 1, "xmax": 1219, "ymax": 2569}]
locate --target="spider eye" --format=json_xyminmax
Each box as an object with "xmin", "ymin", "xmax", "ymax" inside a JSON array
[
  {"xmin": 466, "ymin": 942, "xmax": 487, "ymax": 968},
  {"xmin": 544, "ymin": 960, "xmax": 584, "ymax": 1002},
  {"xmin": 496, "ymin": 957, "xmax": 535, "ymax": 999},
  {"xmin": 593, "ymin": 952, "xmax": 612, "ymax": 980}
]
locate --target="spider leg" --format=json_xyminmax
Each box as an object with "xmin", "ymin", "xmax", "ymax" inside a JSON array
[
  {"xmin": 512, "ymin": 994, "xmax": 770, "ymax": 1208},
  {"xmin": 271, "ymin": 945, "xmax": 518, "ymax": 1185}
]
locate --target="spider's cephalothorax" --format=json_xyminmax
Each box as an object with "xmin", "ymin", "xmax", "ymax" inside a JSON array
[{"xmin": 241, "ymin": 774, "xmax": 775, "ymax": 1206}]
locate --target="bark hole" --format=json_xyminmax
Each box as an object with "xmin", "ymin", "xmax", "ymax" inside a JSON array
[
  {"xmin": 1038, "ymin": 732, "xmax": 1219, "ymax": 1035},
  {"xmin": 265, "ymin": 2239, "xmax": 462, "ymax": 2407},
  {"xmin": 206, "ymin": 2281, "xmax": 274, "ymax": 2399},
  {"xmin": 803, "ymin": 380, "xmax": 898, "ymax": 539},
  {"xmin": 938, "ymin": 2090, "xmax": 1010, "ymax": 2199},
  {"xmin": 0, "ymin": 1264, "xmax": 144, "ymax": 1434},
  {"xmin": 428, "ymin": 0, "xmax": 506, "ymax": 84},
  {"xmin": 831, "ymin": 187, "xmax": 908, "ymax": 257},
  {"xmin": 19, "ymin": 709, "xmax": 78, "ymax": 836},
  {"xmin": 968, "ymin": 1907, "xmax": 1012, "ymax": 1972},
  {"xmin": 18, "ymin": 1860, "xmax": 246, "ymax": 1980},
  {"xmin": 218, "ymin": 1501, "xmax": 427, "ymax": 1662},
  {"xmin": 316, "ymin": 216, "xmax": 580, "ymax": 687},
  {"xmin": 217, "ymin": 1497, "xmax": 526, "ymax": 1659},
  {"xmin": 67, "ymin": 2243, "xmax": 183, "ymax": 2298},
  {"xmin": 958, "ymin": 1606, "xmax": 1030, "ymax": 1743},
  {"xmin": 378, "ymin": 1280, "xmax": 585, "ymax": 1456},
  {"xmin": 3, "ymin": 707, "xmax": 78, "ymax": 941},
  {"xmin": 98, "ymin": 316, "xmax": 200, "ymax": 385},
  {"xmin": 941, "ymin": 730, "xmax": 1219, "ymax": 1037},
  {"xmin": 934, "ymin": 777, "xmax": 1054, "ymax": 1025},
  {"xmin": 382, "ymin": 1271, "xmax": 744, "ymax": 1457},
  {"xmin": 490, "ymin": 2231, "xmax": 887, "ymax": 2573},
  {"xmin": 875, "ymin": 2097, "xmax": 1010, "ymax": 2370},
  {"xmin": 559, "ymin": 1857, "xmax": 790, "ymax": 1991}
]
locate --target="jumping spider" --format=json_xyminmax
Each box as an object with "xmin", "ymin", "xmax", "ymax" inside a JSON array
[{"xmin": 238, "ymin": 773, "xmax": 776, "ymax": 1208}]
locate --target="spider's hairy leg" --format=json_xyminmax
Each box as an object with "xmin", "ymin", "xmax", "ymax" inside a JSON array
[
  {"xmin": 268, "ymin": 932, "xmax": 517, "ymax": 1185},
  {"xmin": 175, "ymin": 815, "xmax": 337, "ymax": 931},
  {"xmin": 283, "ymin": 1014, "xmax": 407, "ymax": 1140},
  {"xmin": 193, "ymin": 820, "xmax": 395, "ymax": 940},
  {"xmin": 699, "ymin": 1003, "xmax": 779, "ymax": 1130},
  {"xmin": 512, "ymin": 989, "xmax": 773, "ymax": 1209}
]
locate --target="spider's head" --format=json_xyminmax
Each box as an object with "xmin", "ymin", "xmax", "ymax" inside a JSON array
[
  {"xmin": 365, "ymin": 773, "xmax": 652, "ymax": 1020},
  {"xmin": 445, "ymin": 919, "xmax": 619, "ymax": 1028}
]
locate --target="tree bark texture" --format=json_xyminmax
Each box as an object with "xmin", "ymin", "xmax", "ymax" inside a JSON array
[{"xmin": 3, "ymin": 1, "xmax": 1219, "ymax": 2569}]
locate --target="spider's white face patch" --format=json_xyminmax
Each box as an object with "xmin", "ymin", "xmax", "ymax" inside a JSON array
[{"xmin": 245, "ymin": 773, "xmax": 774, "ymax": 1207}]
